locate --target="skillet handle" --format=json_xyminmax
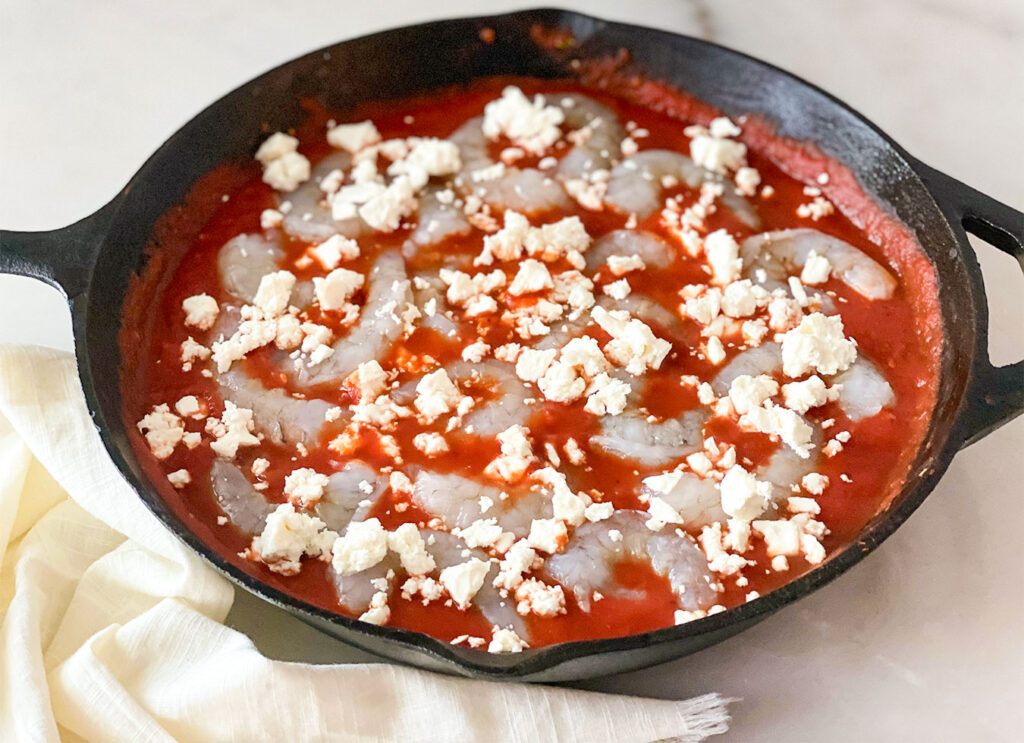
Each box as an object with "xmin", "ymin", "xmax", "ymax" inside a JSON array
[
  {"xmin": 0, "ymin": 197, "xmax": 119, "ymax": 299},
  {"xmin": 915, "ymin": 162, "xmax": 1024, "ymax": 448}
]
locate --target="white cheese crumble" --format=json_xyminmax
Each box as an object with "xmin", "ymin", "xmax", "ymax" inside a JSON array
[
  {"xmin": 136, "ymin": 404, "xmax": 184, "ymax": 459},
  {"xmin": 802, "ymin": 473, "xmax": 830, "ymax": 495},
  {"xmin": 704, "ymin": 229, "xmax": 743, "ymax": 285},
  {"xmin": 414, "ymin": 369, "xmax": 465, "ymax": 423},
  {"xmin": 740, "ymin": 403, "xmax": 815, "ymax": 459},
  {"xmin": 800, "ymin": 250, "xmax": 832, "ymax": 285},
  {"xmin": 720, "ymin": 465, "xmax": 773, "ymax": 521},
  {"xmin": 253, "ymin": 503, "xmax": 337, "ymax": 576},
  {"xmin": 584, "ymin": 372, "xmax": 631, "ymax": 416},
  {"xmin": 331, "ymin": 518, "xmax": 388, "ymax": 575},
  {"xmin": 781, "ymin": 312, "xmax": 857, "ymax": 377},
  {"xmin": 493, "ymin": 539, "xmax": 538, "ymax": 591},
  {"xmin": 685, "ymin": 117, "xmax": 747, "ymax": 175},
  {"xmin": 488, "ymin": 626, "xmax": 528, "ymax": 653},
  {"xmin": 314, "ymin": 268, "xmax": 364, "ymax": 311},
  {"xmin": 253, "ymin": 270, "xmax": 296, "ymax": 316},
  {"xmin": 439, "ymin": 558, "xmax": 491, "ymax": 609},
  {"xmin": 482, "ymin": 86, "xmax": 565, "ymax": 155},
  {"xmin": 326, "ymin": 120, "xmax": 381, "ymax": 153},
  {"xmin": 591, "ymin": 306, "xmax": 671, "ymax": 376},
  {"xmin": 284, "ymin": 467, "xmax": 330, "ymax": 508},
  {"xmin": 526, "ymin": 518, "xmax": 567, "ymax": 554},
  {"xmin": 167, "ymin": 469, "xmax": 191, "ymax": 489},
  {"xmin": 728, "ymin": 374, "xmax": 780, "ymax": 415},
  {"xmin": 207, "ymin": 401, "xmax": 260, "ymax": 459},
  {"xmin": 358, "ymin": 591, "xmax": 390, "ymax": 625},
  {"xmin": 311, "ymin": 234, "xmax": 360, "ymax": 269},
  {"xmin": 387, "ymin": 523, "xmax": 436, "ymax": 575},
  {"xmin": 782, "ymin": 375, "xmax": 840, "ymax": 414},
  {"xmin": 515, "ymin": 578, "xmax": 566, "ymax": 617},
  {"xmin": 507, "ymin": 258, "xmax": 554, "ymax": 296},
  {"xmin": 256, "ymin": 133, "xmax": 311, "ymax": 192},
  {"xmin": 413, "ymin": 432, "xmax": 449, "ymax": 457},
  {"xmin": 182, "ymin": 294, "xmax": 219, "ymax": 330},
  {"xmin": 484, "ymin": 425, "xmax": 536, "ymax": 482}
]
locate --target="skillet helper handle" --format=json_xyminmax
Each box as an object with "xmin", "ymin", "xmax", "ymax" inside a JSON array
[
  {"xmin": 0, "ymin": 198, "xmax": 119, "ymax": 299},
  {"xmin": 917, "ymin": 162, "xmax": 1024, "ymax": 448}
]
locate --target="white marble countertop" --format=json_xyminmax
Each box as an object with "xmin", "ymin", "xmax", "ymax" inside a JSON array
[{"xmin": 2, "ymin": 1, "xmax": 1021, "ymax": 740}]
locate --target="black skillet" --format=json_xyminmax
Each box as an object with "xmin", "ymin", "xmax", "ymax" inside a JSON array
[{"xmin": 1, "ymin": 9, "xmax": 1021, "ymax": 682}]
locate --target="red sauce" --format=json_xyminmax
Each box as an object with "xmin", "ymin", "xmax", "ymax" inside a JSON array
[{"xmin": 121, "ymin": 71, "xmax": 940, "ymax": 650}]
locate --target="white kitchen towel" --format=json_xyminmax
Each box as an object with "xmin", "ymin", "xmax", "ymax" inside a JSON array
[{"xmin": 0, "ymin": 344, "xmax": 731, "ymax": 743}]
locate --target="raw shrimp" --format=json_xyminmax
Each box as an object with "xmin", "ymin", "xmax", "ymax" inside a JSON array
[
  {"xmin": 409, "ymin": 272, "xmax": 459, "ymax": 337},
  {"xmin": 331, "ymin": 553, "xmax": 401, "ymax": 615},
  {"xmin": 758, "ymin": 422, "xmax": 823, "ymax": 504},
  {"xmin": 710, "ymin": 342, "xmax": 783, "ymax": 396},
  {"xmin": 218, "ymin": 233, "xmax": 283, "ymax": 304},
  {"xmin": 210, "ymin": 460, "xmax": 274, "ymax": 535},
  {"xmin": 218, "ymin": 368, "xmax": 335, "ymax": 447},
  {"xmin": 449, "ymin": 117, "xmax": 571, "ymax": 213},
  {"xmin": 833, "ymin": 356, "xmax": 895, "ymax": 420},
  {"xmin": 741, "ymin": 229, "xmax": 897, "ymax": 300},
  {"xmin": 411, "ymin": 471, "xmax": 552, "ymax": 538},
  {"xmin": 605, "ymin": 150, "xmax": 760, "ymax": 227},
  {"xmin": 405, "ymin": 186, "xmax": 471, "ymax": 250},
  {"xmin": 426, "ymin": 531, "xmax": 527, "ymax": 637},
  {"xmin": 278, "ymin": 152, "xmax": 370, "ymax": 243},
  {"xmin": 292, "ymin": 250, "xmax": 413, "ymax": 387},
  {"xmin": 554, "ymin": 94, "xmax": 627, "ymax": 179},
  {"xmin": 447, "ymin": 360, "xmax": 532, "ymax": 436},
  {"xmin": 592, "ymin": 409, "xmax": 706, "ymax": 466},
  {"xmin": 640, "ymin": 471, "xmax": 725, "ymax": 528},
  {"xmin": 314, "ymin": 461, "xmax": 388, "ymax": 532},
  {"xmin": 545, "ymin": 510, "xmax": 717, "ymax": 611},
  {"xmin": 585, "ymin": 230, "xmax": 674, "ymax": 272}
]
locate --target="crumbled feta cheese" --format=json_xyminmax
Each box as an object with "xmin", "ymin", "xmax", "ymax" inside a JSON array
[
  {"xmin": 507, "ymin": 258, "xmax": 554, "ymax": 296},
  {"xmin": 482, "ymin": 86, "xmax": 564, "ymax": 155},
  {"xmin": 787, "ymin": 496, "xmax": 821, "ymax": 515},
  {"xmin": 515, "ymin": 578, "xmax": 566, "ymax": 617},
  {"xmin": 327, "ymin": 120, "xmax": 381, "ymax": 153},
  {"xmin": 439, "ymin": 558, "xmax": 491, "ymax": 609},
  {"xmin": 253, "ymin": 503, "xmax": 337, "ymax": 576},
  {"xmin": 137, "ymin": 405, "xmax": 185, "ymax": 462},
  {"xmin": 526, "ymin": 518, "xmax": 567, "ymax": 554},
  {"xmin": 253, "ymin": 271, "xmax": 296, "ymax": 316},
  {"xmin": 584, "ymin": 502, "xmax": 614, "ymax": 522},
  {"xmin": 740, "ymin": 403, "xmax": 815, "ymax": 458},
  {"xmin": 645, "ymin": 496, "xmax": 685, "ymax": 530},
  {"xmin": 782, "ymin": 375, "xmax": 839, "ymax": 414},
  {"xmin": 705, "ymin": 336, "xmax": 726, "ymax": 365},
  {"xmin": 584, "ymin": 372, "xmax": 630, "ymax": 416},
  {"xmin": 515, "ymin": 348, "xmax": 557, "ymax": 382},
  {"xmin": 603, "ymin": 278, "xmax": 631, "ymax": 300},
  {"xmin": 167, "ymin": 469, "xmax": 191, "ymax": 489},
  {"xmin": 537, "ymin": 360, "xmax": 586, "ymax": 403},
  {"xmin": 345, "ymin": 360, "xmax": 389, "ymax": 402},
  {"xmin": 752, "ymin": 519, "xmax": 802, "ymax": 557},
  {"xmin": 413, "ymin": 432, "xmax": 449, "ymax": 457},
  {"xmin": 591, "ymin": 306, "xmax": 671, "ymax": 375},
  {"xmin": 461, "ymin": 341, "xmax": 491, "ymax": 363},
  {"xmin": 180, "ymin": 337, "xmax": 210, "ymax": 371},
  {"xmin": 607, "ymin": 254, "xmax": 645, "ymax": 276},
  {"xmin": 452, "ymin": 518, "xmax": 506, "ymax": 550},
  {"xmin": 686, "ymin": 118, "xmax": 747, "ymax": 174},
  {"xmin": 387, "ymin": 523, "xmax": 436, "ymax": 575},
  {"xmin": 173, "ymin": 395, "xmax": 202, "ymax": 420},
  {"xmin": 720, "ymin": 280, "xmax": 761, "ymax": 318},
  {"xmin": 535, "ymin": 467, "xmax": 588, "ymax": 527},
  {"xmin": 728, "ymin": 374, "xmax": 780, "ymax": 415},
  {"xmin": 488, "ymin": 626, "xmax": 528, "ymax": 653},
  {"xmin": 182, "ymin": 294, "xmax": 219, "ymax": 330},
  {"xmin": 720, "ymin": 465, "xmax": 773, "ymax": 521},
  {"xmin": 802, "ymin": 472, "xmax": 830, "ymax": 495},
  {"xmin": 314, "ymin": 268, "xmax": 364, "ymax": 311},
  {"xmin": 800, "ymin": 250, "xmax": 832, "ymax": 285},
  {"xmin": 331, "ymin": 518, "xmax": 388, "ymax": 575},
  {"xmin": 781, "ymin": 312, "xmax": 857, "ymax": 377},
  {"xmin": 414, "ymin": 369, "xmax": 464, "ymax": 422},
  {"xmin": 207, "ymin": 401, "xmax": 261, "ymax": 459},
  {"xmin": 284, "ymin": 467, "xmax": 330, "ymax": 508},
  {"xmin": 311, "ymin": 234, "xmax": 360, "ymax": 269},
  {"xmin": 255, "ymin": 132, "xmax": 299, "ymax": 165},
  {"xmin": 797, "ymin": 196, "xmax": 835, "ymax": 221},
  {"xmin": 359, "ymin": 176, "xmax": 418, "ymax": 232},
  {"xmin": 484, "ymin": 425, "xmax": 535, "ymax": 482},
  {"xmin": 704, "ymin": 230, "xmax": 742, "ymax": 285},
  {"xmin": 734, "ymin": 166, "xmax": 761, "ymax": 196},
  {"xmin": 358, "ymin": 590, "xmax": 390, "ymax": 625},
  {"xmin": 262, "ymin": 151, "xmax": 311, "ymax": 192},
  {"xmin": 493, "ymin": 539, "xmax": 538, "ymax": 591}
]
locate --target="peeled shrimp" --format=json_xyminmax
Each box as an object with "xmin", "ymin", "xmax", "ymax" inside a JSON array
[
  {"xmin": 742, "ymin": 229, "xmax": 897, "ymax": 300},
  {"xmin": 554, "ymin": 94, "xmax": 626, "ymax": 179},
  {"xmin": 218, "ymin": 368, "xmax": 335, "ymax": 447},
  {"xmin": 409, "ymin": 272, "xmax": 459, "ymax": 337},
  {"xmin": 449, "ymin": 117, "xmax": 571, "ymax": 213},
  {"xmin": 585, "ymin": 230, "xmax": 674, "ymax": 272},
  {"xmin": 545, "ymin": 510, "xmax": 717, "ymax": 612},
  {"xmin": 210, "ymin": 460, "xmax": 274, "ymax": 535},
  {"xmin": 331, "ymin": 553, "xmax": 400, "ymax": 615},
  {"xmin": 293, "ymin": 250, "xmax": 413, "ymax": 387},
  {"xmin": 593, "ymin": 410, "xmax": 706, "ymax": 466},
  {"xmin": 833, "ymin": 356, "xmax": 895, "ymax": 420},
  {"xmin": 218, "ymin": 233, "xmax": 284, "ymax": 304},
  {"xmin": 710, "ymin": 342, "xmax": 783, "ymax": 396},
  {"xmin": 314, "ymin": 461, "xmax": 387, "ymax": 532},
  {"xmin": 640, "ymin": 471, "xmax": 725, "ymax": 528},
  {"xmin": 605, "ymin": 150, "xmax": 760, "ymax": 227},
  {"xmin": 427, "ymin": 531, "xmax": 527, "ymax": 637},
  {"xmin": 405, "ymin": 186, "xmax": 471, "ymax": 250},
  {"xmin": 411, "ymin": 471, "xmax": 552, "ymax": 538},
  {"xmin": 279, "ymin": 152, "xmax": 370, "ymax": 243},
  {"xmin": 447, "ymin": 360, "xmax": 532, "ymax": 436}
]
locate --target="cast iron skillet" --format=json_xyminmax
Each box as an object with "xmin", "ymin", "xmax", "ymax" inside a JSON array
[{"xmin": 1, "ymin": 9, "xmax": 1021, "ymax": 682}]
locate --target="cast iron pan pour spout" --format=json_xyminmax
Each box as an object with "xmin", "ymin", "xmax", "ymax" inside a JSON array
[{"xmin": 0, "ymin": 8, "xmax": 1022, "ymax": 681}]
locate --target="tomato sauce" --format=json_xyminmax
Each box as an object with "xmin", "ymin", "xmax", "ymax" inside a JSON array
[{"xmin": 121, "ymin": 72, "xmax": 940, "ymax": 650}]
